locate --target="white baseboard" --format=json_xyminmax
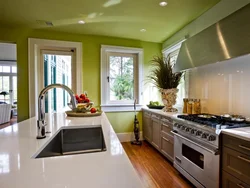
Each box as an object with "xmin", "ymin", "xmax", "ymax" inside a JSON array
[{"xmin": 116, "ymin": 131, "xmax": 143, "ymax": 142}]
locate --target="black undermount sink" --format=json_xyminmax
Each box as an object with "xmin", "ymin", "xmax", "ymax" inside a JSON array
[{"xmin": 35, "ymin": 126, "xmax": 106, "ymax": 158}]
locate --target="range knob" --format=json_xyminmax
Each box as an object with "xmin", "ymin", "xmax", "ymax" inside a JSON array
[
  {"xmin": 181, "ymin": 125, "xmax": 186, "ymax": 130},
  {"xmin": 201, "ymin": 133, "xmax": 209, "ymax": 139},
  {"xmin": 191, "ymin": 129, "xmax": 197, "ymax": 134},
  {"xmin": 208, "ymin": 135, "xmax": 216, "ymax": 141},
  {"xmin": 185, "ymin": 127, "xmax": 191, "ymax": 132},
  {"xmin": 196, "ymin": 130, "xmax": 202, "ymax": 136},
  {"xmin": 174, "ymin": 123, "xmax": 178, "ymax": 127},
  {"xmin": 177, "ymin": 124, "xmax": 182, "ymax": 129}
]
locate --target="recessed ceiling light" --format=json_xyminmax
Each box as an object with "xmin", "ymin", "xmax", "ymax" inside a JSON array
[
  {"xmin": 140, "ymin": 29, "xmax": 146, "ymax": 32},
  {"xmin": 78, "ymin": 20, "xmax": 85, "ymax": 24},
  {"xmin": 159, "ymin": 1, "xmax": 168, "ymax": 6}
]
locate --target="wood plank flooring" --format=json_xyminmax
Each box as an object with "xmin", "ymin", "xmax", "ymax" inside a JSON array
[{"xmin": 122, "ymin": 141, "xmax": 193, "ymax": 188}]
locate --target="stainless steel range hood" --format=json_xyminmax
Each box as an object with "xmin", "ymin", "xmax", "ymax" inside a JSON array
[{"xmin": 175, "ymin": 3, "xmax": 250, "ymax": 71}]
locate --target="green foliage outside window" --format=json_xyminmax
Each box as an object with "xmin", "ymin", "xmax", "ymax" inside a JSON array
[{"xmin": 110, "ymin": 56, "xmax": 134, "ymax": 100}]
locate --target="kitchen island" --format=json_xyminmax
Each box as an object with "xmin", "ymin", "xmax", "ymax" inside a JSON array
[{"xmin": 0, "ymin": 113, "xmax": 143, "ymax": 188}]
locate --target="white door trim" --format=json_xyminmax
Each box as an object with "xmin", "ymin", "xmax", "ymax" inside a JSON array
[{"xmin": 28, "ymin": 38, "xmax": 82, "ymax": 118}]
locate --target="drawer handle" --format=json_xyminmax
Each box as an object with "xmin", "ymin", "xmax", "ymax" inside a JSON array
[
  {"xmin": 238, "ymin": 155, "xmax": 250, "ymax": 163},
  {"xmin": 162, "ymin": 118, "xmax": 170, "ymax": 122},
  {"xmin": 237, "ymin": 183, "xmax": 245, "ymax": 188},
  {"xmin": 162, "ymin": 137, "xmax": 170, "ymax": 142},
  {"xmin": 239, "ymin": 145, "xmax": 250, "ymax": 152},
  {"xmin": 162, "ymin": 131, "xmax": 169, "ymax": 135},
  {"xmin": 162, "ymin": 123, "xmax": 169, "ymax": 128},
  {"xmin": 152, "ymin": 115, "xmax": 159, "ymax": 119}
]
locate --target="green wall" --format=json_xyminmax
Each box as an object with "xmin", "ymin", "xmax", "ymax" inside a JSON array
[
  {"xmin": 106, "ymin": 112, "xmax": 142, "ymax": 133},
  {"xmin": 0, "ymin": 26, "xmax": 161, "ymax": 132}
]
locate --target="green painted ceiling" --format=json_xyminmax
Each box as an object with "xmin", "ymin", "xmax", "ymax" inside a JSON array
[{"xmin": 0, "ymin": 0, "xmax": 220, "ymax": 42}]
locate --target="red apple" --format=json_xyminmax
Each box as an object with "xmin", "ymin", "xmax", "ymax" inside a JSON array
[
  {"xmin": 84, "ymin": 98, "xmax": 90, "ymax": 103},
  {"xmin": 90, "ymin": 108, "xmax": 96, "ymax": 113},
  {"xmin": 80, "ymin": 94, "xmax": 86, "ymax": 100}
]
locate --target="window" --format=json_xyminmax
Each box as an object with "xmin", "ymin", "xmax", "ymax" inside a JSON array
[
  {"xmin": 108, "ymin": 53, "xmax": 137, "ymax": 103},
  {"xmin": 0, "ymin": 64, "xmax": 17, "ymax": 104},
  {"xmin": 163, "ymin": 39, "xmax": 186, "ymax": 108},
  {"xmin": 101, "ymin": 45, "xmax": 143, "ymax": 112}
]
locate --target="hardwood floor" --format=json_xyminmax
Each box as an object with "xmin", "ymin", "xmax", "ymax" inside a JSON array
[
  {"xmin": 122, "ymin": 141, "xmax": 193, "ymax": 188},
  {"xmin": 0, "ymin": 116, "xmax": 17, "ymax": 129}
]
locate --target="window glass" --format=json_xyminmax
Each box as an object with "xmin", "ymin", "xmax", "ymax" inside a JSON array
[
  {"xmin": 2, "ymin": 66, "xmax": 10, "ymax": 73},
  {"xmin": 12, "ymin": 66, "xmax": 17, "ymax": 73},
  {"xmin": 0, "ymin": 76, "xmax": 10, "ymax": 103},
  {"xmin": 3, "ymin": 76, "xmax": 9, "ymax": 91},
  {"xmin": 13, "ymin": 76, "xmax": 17, "ymax": 102},
  {"xmin": 0, "ymin": 66, "xmax": 2, "ymax": 72},
  {"xmin": 109, "ymin": 55, "xmax": 134, "ymax": 101}
]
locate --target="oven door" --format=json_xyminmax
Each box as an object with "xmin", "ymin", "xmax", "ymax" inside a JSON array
[{"xmin": 172, "ymin": 131, "xmax": 219, "ymax": 188}]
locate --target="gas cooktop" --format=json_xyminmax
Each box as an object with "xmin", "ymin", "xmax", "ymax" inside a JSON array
[{"xmin": 177, "ymin": 114, "xmax": 250, "ymax": 129}]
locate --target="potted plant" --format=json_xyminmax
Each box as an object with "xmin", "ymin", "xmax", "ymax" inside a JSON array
[{"xmin": 147, "ymin": 56, "xmax": 183, "ymax": 112}]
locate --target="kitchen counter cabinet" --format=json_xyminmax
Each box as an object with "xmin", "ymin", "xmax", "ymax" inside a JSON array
[
  {"xmin": 142, "ymin": 108, "xmax": 177, "ymax": 162},
  {"xmin": 222, "ymin": 134, "xmax": 250, "ymax": 187},
  {"xmin": 142, "ymin": 110, "xmax": 152, "ymax": 142},
  {"xmin": 160, "ymin": 117, "xmax": 174, "ymax": 162},
  {"xmin": 151, "ymin": 114, "xmax": 161, "ymax": 150}
]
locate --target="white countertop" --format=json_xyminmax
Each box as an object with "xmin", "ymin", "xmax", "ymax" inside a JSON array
[
  {"xmin": 0, "ymin": 113, "xmax": 143, "ymax": 188},
  {"xmin": 142, "ymin": 107, "xmax": 182, "ymax": 119},
  {"xmin": 222, "ymin": 127, "xmax": 250, "ymax": 141}
]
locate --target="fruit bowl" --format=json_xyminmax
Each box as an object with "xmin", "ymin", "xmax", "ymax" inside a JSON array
[
  {"xmin": 67, "ymin": 93, "xmax": 98, "ymax": 115},
  {"xmin": 76, "ymin": 102, "xmax": 94, "ymax": 112}
]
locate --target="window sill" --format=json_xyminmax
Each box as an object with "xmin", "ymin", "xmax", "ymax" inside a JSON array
[{"xmin": 101, "ymin": 104, "xmax": 143, "ymax": 112}]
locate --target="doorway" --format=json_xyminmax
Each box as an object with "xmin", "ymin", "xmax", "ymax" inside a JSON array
[
  {"xmin": 41, "ymin": 50, "xmax": 74, "ymax": 113},
  {"xmin": 0, "ymin": 42, "xmax": 17, "ymax": 122},
  {"xmin": 28, "ymin": 38, "xmax": 83, "ymax": 118}
]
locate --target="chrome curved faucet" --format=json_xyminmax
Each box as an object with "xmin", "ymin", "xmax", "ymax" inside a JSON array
[{"xmin": 37, "ymin": 84, "xmax": 77, "ymax": 139}]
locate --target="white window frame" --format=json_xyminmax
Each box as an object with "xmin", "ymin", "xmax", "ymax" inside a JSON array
[
  {"xmin": 100, "ymin": 45, "xmax": 144, "ymax": 112},
  {"xmin": 0, "ymin": 61, "xmax": 17, "ymax": 104},
  {"xmin": 28, "ymin": 38, "xmax": 82, "ymax": 118},
  {"xmin": 162, "ymin": 39, "xmax": 186, "ymax": 110}
]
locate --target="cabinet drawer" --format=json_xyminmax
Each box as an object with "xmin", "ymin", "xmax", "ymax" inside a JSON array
[
  {"xmin": 161, "ymin": 117, "xmax": 173, "ymax": 124},
  {"xmin": 161, "ymin": 133, "xmax": 174, "ymax": 162},
  {"xmin": 223, "ymin": 146, "xmax": 250, "ymax": 185},
  {"xmin": 222, "ymin": 171, "xmax": 250, "ymax": 188},
  {"xmin": 151, "ymin": 114, "xmax": 161, "ymax": 120},
  {"xmin": 161, "ymin": 121, "xmax": 173, "ymax": 136},
  {"xmin": 223, "ymin": 134, "xmax": 250, "ymax": 156},
  {"xmin": 143, "ymin": 111, "xmax": 151, "ymax": 117}
]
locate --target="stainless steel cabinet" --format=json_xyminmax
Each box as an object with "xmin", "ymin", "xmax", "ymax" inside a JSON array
[{"xmin": 142, "ymin": 109, "xmax": 174, "ymax": 163}]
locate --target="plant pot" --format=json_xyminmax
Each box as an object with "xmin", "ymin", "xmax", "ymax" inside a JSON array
[{"xmin": 160, "ymin": 88, "xmax": 178, "ymax": 112}]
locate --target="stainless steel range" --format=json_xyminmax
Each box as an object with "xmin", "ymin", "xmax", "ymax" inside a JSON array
[{"xmin": 171, "ymin": 114, "xmax": 250, "ymax": 188}]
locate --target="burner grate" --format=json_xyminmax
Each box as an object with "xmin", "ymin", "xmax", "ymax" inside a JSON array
[{"xmin": 177, "ymin": 114, "xmax": 250, "ymax": 129}]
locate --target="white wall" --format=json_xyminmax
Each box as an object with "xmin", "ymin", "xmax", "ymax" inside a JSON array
[
  {"xmin": 0, "ymin": 43, "xmax": 16, "ymax": 60},
  {"xmin": 186, "ymin": 54, "xmax": 250, "ymax": 118},
  {"xmin": 163, "ymin": 0, "xmax": 250, "ymax": 49}
]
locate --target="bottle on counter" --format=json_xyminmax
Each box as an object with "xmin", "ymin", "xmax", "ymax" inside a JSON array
[
  {"xmin": 187, "ymin": 99, "xmax": 193, "ymax": 114},
  {"xmin": 183, "ymin": 98, "xmax": 188, "ymax": 113},
  {"xmin": 197, "ymin": 99, "xmax": 201, "ymax": 114},
  {"xmin": 193, "ymin": 99, "xmax": 201, "ymax": 114}
]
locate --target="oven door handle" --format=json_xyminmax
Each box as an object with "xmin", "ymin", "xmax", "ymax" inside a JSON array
[{"xmin": 171, "ymin": 130, "xmax": 219, "ymax": 155}]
